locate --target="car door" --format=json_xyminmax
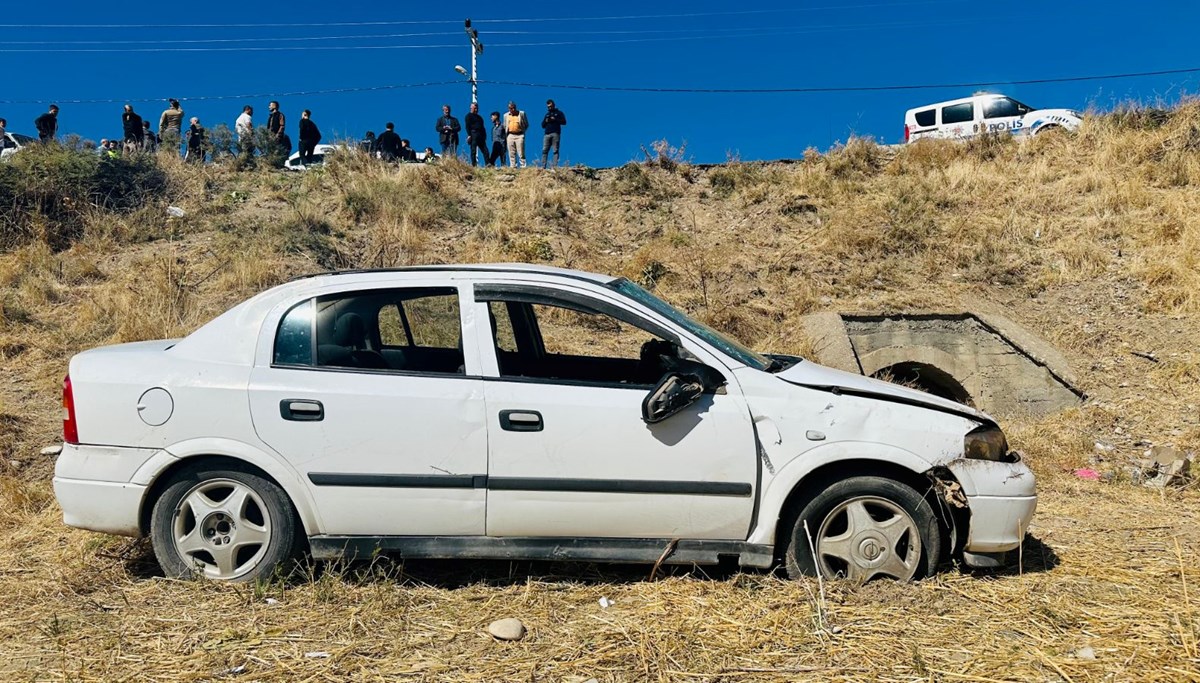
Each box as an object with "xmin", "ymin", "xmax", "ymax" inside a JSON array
[
  {"xmin": 939, "ymin": 101, "xmax": 976, "ymax": 139},
  {"xmin": 247, "ymin": 282, "xmax": 488, "ymax": 537},
  {"xmin": 981, "ymin": 96, "xmax": 1030, "ymax": 136},
  {"xmin": 471, "ymin": 281, "xmax": 758, "ymax": 541}
]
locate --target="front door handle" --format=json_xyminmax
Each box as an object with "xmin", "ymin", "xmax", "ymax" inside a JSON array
[
  {"xmin": 499, "ymin": 410, "xmax": 543, "ymax": 432},
  {"xmin": 280, "ymin": 399, "xmax": 324, "ymax": 422}
]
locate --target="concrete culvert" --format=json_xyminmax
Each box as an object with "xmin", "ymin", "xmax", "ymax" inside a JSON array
[
  {"xmin": 871, "ymin": 361, "xmax": 973, "ymax": 406},
  {"xmin": 800, "ymin": 310, "xmax": 1085, "ymax": 418}
]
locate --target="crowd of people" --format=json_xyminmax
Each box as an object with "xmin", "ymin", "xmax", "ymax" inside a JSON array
[{"xmin": 9, "ymin": 96, "xmax": 570, "ymax": 169}]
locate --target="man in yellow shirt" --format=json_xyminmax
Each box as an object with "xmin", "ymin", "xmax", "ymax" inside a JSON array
[{"xmin": 503, "ymin": 101, "xmax": 529, "ymax": 168}]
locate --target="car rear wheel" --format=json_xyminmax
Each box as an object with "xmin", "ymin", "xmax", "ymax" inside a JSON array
[
  {"xmin": 150, "ymin": 464, "xmax": 300, "ymax": 582},
  {"xmin": 784, "ymin": 476, "xmax": 941, "ymax": 582}
]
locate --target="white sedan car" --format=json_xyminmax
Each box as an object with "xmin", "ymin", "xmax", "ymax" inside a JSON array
[{"xmin": 54, "ymin": 265, "xmax": 1036, "ymax": 582}]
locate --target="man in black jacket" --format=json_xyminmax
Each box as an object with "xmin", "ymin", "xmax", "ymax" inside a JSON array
[
  {"xmin": 541, "ymin": 99, "xmax": 567, "ymax": 169},
  {"xmin": 122, "ymin": 104, "xmax": 144, "ymax": 153},
  {"xmin": 297, "ymin": 109, "xmax": 321, "ymax": 166},
  {"xmin": 399, "ymin": 138, "xmax": 417, "ymax": 162},
  {"xmin": 435, "ymin": 104, "xmax": 461, "ymax": 159},
  {"xmin": 34, "ymin": 105, "xmax": 59, "ymax": 142},
  {"xmin": 266, "ymin": 101, "xmax": 286, "ymax": 141},
  {"xmin": 185, "ymin": 117, "xmax": 206, "ymax": 163},
  {"xmin": 376, "ymin": 123, "xmax": 402, "ymax": 161},
  {"xmin": 464, "ymin": 102, "xmax": 487, "ymax": 167}
]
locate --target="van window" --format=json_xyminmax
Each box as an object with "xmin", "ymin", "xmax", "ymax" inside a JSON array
[
  {"xmin": 914, "ymin": 109, "xmax": 936, "ymax": 127},
  {"xmin": 942, "ymin": 103, "xmax": 974, "ymax": 125},
  {"xmin": 984, "ymin": 97, "xmax": 1026, "ymax": 119}
]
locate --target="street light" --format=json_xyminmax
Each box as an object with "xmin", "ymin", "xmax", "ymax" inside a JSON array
[{"xmin": 457, "ymin": 18, "xmax": 483, "ymax": 104}]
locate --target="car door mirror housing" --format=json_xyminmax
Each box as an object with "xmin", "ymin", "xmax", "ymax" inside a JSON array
[{"xmin": 642, "ymin": 373, "xmax": 705, "ymax": 424}]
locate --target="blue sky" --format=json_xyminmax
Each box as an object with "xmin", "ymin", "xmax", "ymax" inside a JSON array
[{"xmin": 1, "ymin": 1, "xmax": 1197, "ymax": 165}]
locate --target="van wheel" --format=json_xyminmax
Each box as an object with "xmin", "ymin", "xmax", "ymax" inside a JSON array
[
  {"xmin": 784, "ymin": 476, "xmax": 941, "ymax": 582},
  {"xmin": 150, "ymin": 464, "xmax": 299, "ymax": 582}
]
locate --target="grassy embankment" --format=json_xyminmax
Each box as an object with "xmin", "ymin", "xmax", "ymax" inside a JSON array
[{"xmin": 1, "ymin": 104, "xmax": 1199, "ymax": 680}]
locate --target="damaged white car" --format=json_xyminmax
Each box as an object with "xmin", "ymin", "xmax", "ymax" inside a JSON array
[{"xmin": 54, "ymin": 265, "xmax": 1035, "ymax": 582}]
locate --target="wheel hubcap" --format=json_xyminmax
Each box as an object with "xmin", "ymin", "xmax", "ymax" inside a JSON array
[
  {"xmin": 815, "ymin": 496, "xmax": 921, "ymax": 581},
  {"xmin": 172, "ymin": 479, "xmax": 272, "ymax": 580}
]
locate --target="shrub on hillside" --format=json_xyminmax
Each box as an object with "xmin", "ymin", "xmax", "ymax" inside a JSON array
[{"xmin": 0, "ymin": 145, "xmax": 168, "ymax": 251}]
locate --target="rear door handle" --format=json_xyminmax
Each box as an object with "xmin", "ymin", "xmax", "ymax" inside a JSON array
[
  {"xmin": 499, "ymin": 410, "xmax": 543, "ymax": 432},
  {"xmin": 280, "ymin": 399, "xmax": 324, "ymax": 422}
]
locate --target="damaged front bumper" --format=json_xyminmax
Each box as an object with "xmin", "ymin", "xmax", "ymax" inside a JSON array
[{"xmin": 939, "ymin": 453, "xmax": 1037, "ymax": 567}]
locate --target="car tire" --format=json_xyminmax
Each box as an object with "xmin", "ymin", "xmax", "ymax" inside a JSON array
[
  {"xmin": 150, "ymin": 463, "xmax": 301, "ymax": 582},
  {"xmin": 784, "ymin": 476, "xmax": 941, "ymax": 582}
]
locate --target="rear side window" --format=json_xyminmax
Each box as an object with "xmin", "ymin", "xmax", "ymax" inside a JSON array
[
  {"xmin": 983, "ymin": 98, "xmax": 1023, "ymax": 119},
  {"xmin": 274, "ymin": 287, "xmax": 464, "ymax": 374},
  {"xmin": 941, "ymin": 103, "xmax": 974, "ymax": 124},
  {"xmin": 274, "ymin": 300, "xmax": 314, "ymax": 366},
  {"xmin": 914, "ymin": 109, "xmax": 936, "ymax": 127}
]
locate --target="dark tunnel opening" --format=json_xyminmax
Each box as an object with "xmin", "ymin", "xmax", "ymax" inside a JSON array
[{"xmin": 871, "ymin": 362, "xmax": 974, "ymax": 406}]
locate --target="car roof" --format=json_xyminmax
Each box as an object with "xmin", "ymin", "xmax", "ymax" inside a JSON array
[
  {"xmin": 905, "ymin": 93, "xmax": 1007, "ymax": 116},
  {"xmin": 289, "ymin": 263, "xmax": 618, "ymax": 286}
]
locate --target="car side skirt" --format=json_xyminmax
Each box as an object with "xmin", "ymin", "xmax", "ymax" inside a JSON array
[{"xmin": 309, "ymin": 535, "xmax": 776, "ymax": 568}]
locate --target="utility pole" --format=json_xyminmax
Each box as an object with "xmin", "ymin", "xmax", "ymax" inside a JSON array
[{"xmin": 464, "ymin": 18, "xmax": 483, "ymax": 104}]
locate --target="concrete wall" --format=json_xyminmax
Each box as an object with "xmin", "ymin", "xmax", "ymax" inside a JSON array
[{"xmin": 801, "ymin": 313, "xmax": 1083, "ymax": 418}]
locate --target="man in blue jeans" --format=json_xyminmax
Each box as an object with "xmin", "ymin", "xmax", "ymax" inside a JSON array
[{"xmin": 540, "ymin": 99, "xmax": 567, "ymax": 169}]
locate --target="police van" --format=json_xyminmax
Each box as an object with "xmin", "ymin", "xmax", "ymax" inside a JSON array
[{"xmin": 904, "ymin": 93, "xmax": 1081, "ymax": 143}]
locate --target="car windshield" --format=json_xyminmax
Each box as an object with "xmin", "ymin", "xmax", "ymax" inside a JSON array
[
  {"xmin": 609, "ymin": 278, "xmax": 773, "ymax": 371},
  {"xmin": 11, "ymin": 134, "xmax": 35, "ymax": 145}
]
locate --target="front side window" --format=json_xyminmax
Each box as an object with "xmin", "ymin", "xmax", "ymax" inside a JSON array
[
  {"xmin": 941, "ymin": 102, "xmax": 974, "ymax": 124},
  {"xmin": 486, "ymin": 298, "xmax": 676, "ymax": 387},
  {"xmin": 273, "ymin": 287, "xmax": 464, "ymax": 374},
  {"xmin": 983, "ymin": 97, "xmax": 1027, "ymax": 119}
]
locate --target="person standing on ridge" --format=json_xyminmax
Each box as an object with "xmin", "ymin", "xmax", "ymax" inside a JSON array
[
  {"xmin": 122, "ymin": 104, "xmax": 144, "ymax": 153},
  {"xmin": 488, "ymin": 110, "xmax": 506, "ymax": 167},
  {"xmin": 142, "ymin": 120, "xmax": 158, "ymax": 152},
  {"xmin": 435, "ymin": 104, "xmax": 461, "ymax": 159},
  {"xmin": 185, "ymin": 117, "xmax": 206, "ymax": 163},
  {"xmin": 266, "ymin": 101, "xmax": 286, "ymax": 145},
  {"xmin": 503, "ymin": 101, "xmax": 529, "ymax": 168},
  {"xmin": 464, "ymin": 102, "xmax": 487, "ymax": 167},
  {"xmin": 297, "ymin": 109, "xmax": 321, "ymax": 166},
  {"xmin": 266, "ymin": 101, "xmax": 285, "ymax": 137},
  {"xmin": 34, "ymin": 105, "xmax": 58, "ymax": 142},
  {"xmin": 540, "ymin": 99, "xmax": 567, "ymax": 169},
  {"xmin": 235, "ymin": 105, "xmax": 254, "ymax": 158},
  {"xmin": 159, "ymin": 99, "xmax": 184, "ymax": 153},
  {"xmin": 376, "ymin": 123, "xmax": 402, "ymax": 162}
]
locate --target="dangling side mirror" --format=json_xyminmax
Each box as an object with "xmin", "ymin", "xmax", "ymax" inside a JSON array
[{"xmin": 641, "ymin": 373, "xmax": 704, "ymax": 424}]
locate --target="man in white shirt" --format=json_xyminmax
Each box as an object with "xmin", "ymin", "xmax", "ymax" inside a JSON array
[{"xmin": 235, "ymin": 105, "xmax": 255, "ymax": 159}]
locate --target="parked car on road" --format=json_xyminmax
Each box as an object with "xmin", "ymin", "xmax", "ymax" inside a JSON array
[
  {"xmin": 53, "ymin": 265, "xmax": 1036, "ymax": 582},
  {"xmin": 0, "ymin": 132, "xmax": 35, "ymax": 160},
  {"xmin": 905, "ymin": 93, "xmax": 1081, "ymax": 142}
]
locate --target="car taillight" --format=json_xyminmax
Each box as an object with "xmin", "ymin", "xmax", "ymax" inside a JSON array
[
  {"xmin": 904, "ymin": 124, "xmax": 911, "ymax": 143},
  {"xmin": 63, "ymin": 374, "xmax": 79, "ymax": 445}
]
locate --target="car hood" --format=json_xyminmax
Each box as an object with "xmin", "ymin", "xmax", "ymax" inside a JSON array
[{"xmin": 774, "ymin": 361, "xmax": 996, "ymax": 427}]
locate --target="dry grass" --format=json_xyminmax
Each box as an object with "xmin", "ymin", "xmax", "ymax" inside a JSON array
[{"xmin": 2, "ymin": 102, "xmax": 1200, "ymax": 680}]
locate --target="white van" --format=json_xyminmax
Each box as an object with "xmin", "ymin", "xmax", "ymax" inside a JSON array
[{"xmin": 904, "ymin": 93, "xmax": 1081, "ymax": 143}]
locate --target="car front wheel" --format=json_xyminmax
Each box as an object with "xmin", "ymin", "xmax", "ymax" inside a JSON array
[
  {"xmin": 150, "ymin": 464, "xmax": 300, "ymax": 582},
  {"xmin": 785, "ymin": 476, "xmax": 941, "ymax": 582}
]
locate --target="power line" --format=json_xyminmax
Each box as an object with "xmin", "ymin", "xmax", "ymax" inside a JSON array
[
  {"xmin": 0, "ymin": 20, "xmax": 969, "ymax": 45},
  {"xmin": 0, "ymin": 2, "xmax": 961, "ymax": 29},
  {"xmin": 0, "ymin": 21, "xmax": 974, "ymax": 53},
  {"xmin": 479, "ymin": 67, "xmax": 1200, "ymax": 93},
  {"xmin": 2, "ymin": 66, "xmax": 1194, "ymax": 107},
  {"xmin": 0, "ymin": 81, "xmax": 461, "ymax": 106}
]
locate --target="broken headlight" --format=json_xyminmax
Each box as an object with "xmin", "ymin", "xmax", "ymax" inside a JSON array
[{"xmin": 964, "ymin": 426, "xmax": 1009, "ymax": 462}]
